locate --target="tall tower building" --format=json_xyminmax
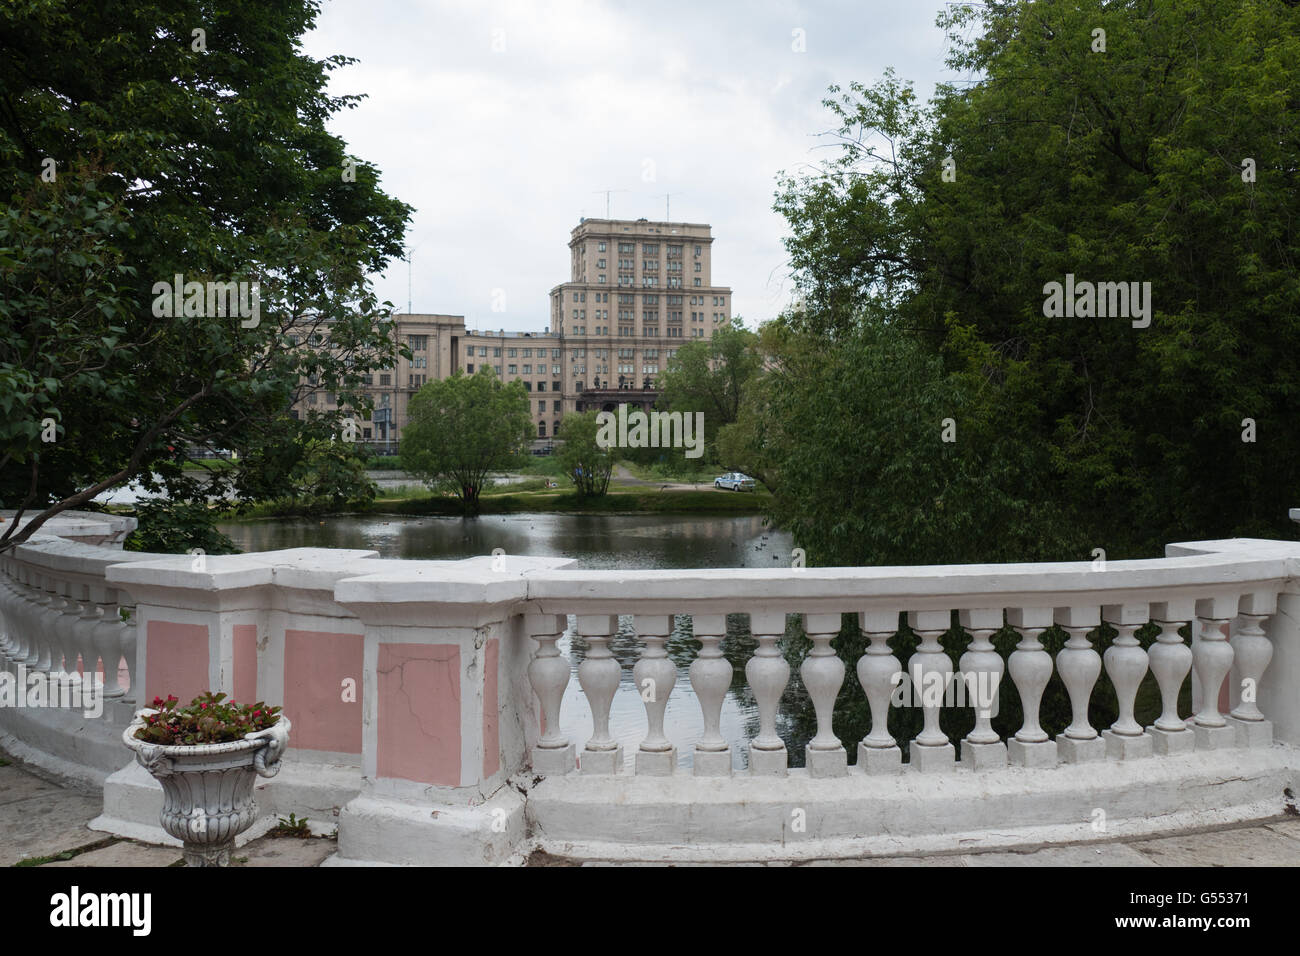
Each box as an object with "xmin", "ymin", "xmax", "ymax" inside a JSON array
[{"xmin": 291, "ymin": 217, "xmax": 733, "ymax": 448}]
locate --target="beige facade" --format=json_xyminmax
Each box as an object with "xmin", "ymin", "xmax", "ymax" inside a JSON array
[{"xmin": 294, "ymin": 218, "xmax": 731, "ymax": 446}]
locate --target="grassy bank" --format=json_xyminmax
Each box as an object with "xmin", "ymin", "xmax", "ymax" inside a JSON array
[{"xmin": 219, "ymin": 484, "xmax": 769, "ymax": 520}]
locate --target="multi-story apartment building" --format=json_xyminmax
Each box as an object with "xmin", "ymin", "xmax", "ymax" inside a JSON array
[{"xmin": 293, "ymin": 218, "xmax": 732, "ymax": 448}]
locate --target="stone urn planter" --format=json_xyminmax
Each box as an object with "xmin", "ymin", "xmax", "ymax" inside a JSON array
[{"xmin": 123, "ymin": 694, "xmax": 290, "ymax": 867}]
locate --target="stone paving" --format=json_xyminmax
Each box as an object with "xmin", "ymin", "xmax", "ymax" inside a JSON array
[{"xmin": 3, "ymin": 752, "xmax": 1297, "ymax": 866}]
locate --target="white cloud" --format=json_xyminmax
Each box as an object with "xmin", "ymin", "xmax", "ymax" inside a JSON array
[{"xmin": 302, "ymin": 0, "xmax": 956, "ymax": 330}]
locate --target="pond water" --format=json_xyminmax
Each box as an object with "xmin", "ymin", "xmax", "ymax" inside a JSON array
[{"xmin": 218, "ymin": 513, "xmax": 805, "ymax": 769}]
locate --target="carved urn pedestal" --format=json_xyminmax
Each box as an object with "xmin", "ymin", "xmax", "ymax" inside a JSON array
[{"xmin": 123, "ymin": 712, "xmax": 291, "ymax": 867}]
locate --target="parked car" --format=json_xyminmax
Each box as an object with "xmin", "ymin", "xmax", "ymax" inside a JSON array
[{"xmin": 714, "ymin": 472, "xmax": 757, "ymax": 492}]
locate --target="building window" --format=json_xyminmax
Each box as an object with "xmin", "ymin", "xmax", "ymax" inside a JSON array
[
  {"xmin": 495, "ymin": 366, "xmax": 502, "ymax": 375},
  {"xmin": 573, "ymin": 293, "xmax": 579, "ymax": 302},
  {"xmin": 538, "ymin": 381, "xmax": 546, "ymax": 392},
  {"xmin": 695, "ymin": 245, "xmax": 702, "ymax": 255},
  {"xmin": 553, "ymin": 380, "xmax": 561, "ymax": 392},
  {"xmin": 508, "ymin": 348, "xmax": 517, "ymax": 357},
  {"xmin": 479, "ymin": 347, "xmax": 487, "ymax": 356},
  {"xmin": 465, "ymin": 365, "xmax": 473, "ymax": 374},
  {"xmin": 695, "ymin": 262, "xmax": 701, "ymax": 272},
  {"xmin": 598, "ymin": 241, "xmax": 606, "ymax": 252},
  {"xmin": 508, "ymin": 365, "xmax": 517, "ymax": 375},
  {"xmin": 493, "ymin": 347, "xmax": 501, "ymax": 357},
  {"xmin": 523, "ymin": 364, "xmax": 532, "ymax": 374},
  {"xmin": 409, "ymin": 335, "xmax": 428, "ymax": 351},
  {"xmin": 538, "ymin": 421, "xmax": 547, "ymax": 437},
  {"xmin": 599, "ymin": 275, "xmax": 606, "ymax": 284},
  {"xmin": 598, "ymin": 259, "xmax": 606, "ymax": 268},
  {"xmin": 693, "ymin": 278, "xmax": 701, "ymax": 286},
  {"xmin": 538, "ymin": 400, "xmax": 547, "ymax": 412}
]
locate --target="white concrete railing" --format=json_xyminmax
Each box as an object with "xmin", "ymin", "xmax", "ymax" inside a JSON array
[
  {"xmin": 1, "ymin": 511, "xmax": 1298, "ymax": 864},
  {"xmin": 522, "ymin": 540, "xmax": 1295, "ymax": 776}
]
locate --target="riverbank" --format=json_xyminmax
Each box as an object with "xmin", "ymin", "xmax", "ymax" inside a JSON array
[{"xmin": 219, "ymin": 485, "xmax": 770, "ymax": 520}]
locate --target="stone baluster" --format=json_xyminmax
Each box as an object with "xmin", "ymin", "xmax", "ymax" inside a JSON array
[
  {"xmin": 690, "ymin": 614, "xmax": 732, "ymax": 776},
  {"xmin": 91, "ymin": 589, "xmax": 126, "ymax": 698},
  {"xmin": 1053, "ymin": 606, "xmax": 1104, "ymax": 763},
  {"xmin": 32, "ymin": 577, "xmax": 56, "ymax": 671},
  {"xmin": 52, "ymin": 583, "xmax": 86, "ymax": 685},
  {"xmin": 906, "ymin": 609, "xmax": 955, "ymax": 772},
  {"xmin": 527, "ymin": 612, "xmax": 575, "ymax": 774},
  {"xmin": 575, "ymin": 614, "xmax": 622, "ymax": 774},
  {"xmin": 1148, "ymin": 599, "xmax": 1195, "ymax": 755},
  {"xmin": 633, "ymin": 614, "xmax": 677, "ymax": 775},
  {"xmin": 0, "ymin": 569, "xmax": 16, "ymax": 661},
  {"xmin": 1005, "ymin": 607, "xmax": 1057, "ymax": 767},
  {"xmin": 1192, "ymin": 595, "xmax": 1238, "ymax": 750},
  {"xmin": 119, "ymin": 605, "xmax": 139, "ymax": 703},
  {"xmin": 1228, "ymin": 591, "xmax": 1276, "ymax": 749},
  {"xmin": 802, "ymin": 613, "xmax": 846, "ymax": 777},
  {"xmin": 1101, "ymin": 603, "xmax": 1152, "ymax": 759},
  {"xmin": 958, "ymin": 608, "xmax": 1006, "ymax": 769},
  {"xmin": 745, "ymin": 612, "xmax": 789, "ymax": 775},
  {"xmin": 74, "ymin": 593, "xmax": 102, "ymax": 692},
  {"xmin": 855, "ymin": 610, "xmax": 902, "ymax": 774},
  {"xmin": 4, "ymin": 568, "xmax": 31, "ymax": 667},
  {"xmin": 14, "ymin": 569, "xmax": 42, "ymax": 668}
]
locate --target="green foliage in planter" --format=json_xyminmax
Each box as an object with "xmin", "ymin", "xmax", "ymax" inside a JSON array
[{"xmin": 134, "ymin": 692, "xmax": 281, "ymax": 746}]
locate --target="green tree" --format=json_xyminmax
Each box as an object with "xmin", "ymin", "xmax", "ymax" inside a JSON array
[
  {"xmin": 773, "ymin": 0, "xmax": 1300, "ymax": 560},
  {"xmin": 656, "ymin": 317, "xmax": 762, "ymax": 446},
  {"xmin": 0, "ymin": 0, "xmax": 412, "ymax": 551},
  {"xmin": 557, "ymin": 411, "xmax": 615, "ymax": 497},
  {"xmin": 401, "ymin": 369, "xmax": 533, "ymax": 512}
]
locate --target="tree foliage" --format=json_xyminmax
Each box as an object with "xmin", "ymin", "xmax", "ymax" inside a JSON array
[
  {"xmin": 401, "ymin": 369, "xmax": 534, "ymax": 512},
  {"xmin": 769, "ymin": 0, "xmax": 1300, "ymax": 560},
  {"xmin": 0, "ymin": 0, "xmax": 412, "ymax": 550},
  {"xmin": 556, "ymin": 411, "xmax": 615, "ymax": 496}
]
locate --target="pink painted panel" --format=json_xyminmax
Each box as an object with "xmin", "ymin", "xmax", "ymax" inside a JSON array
[
  {"xmin": 377, "ymin": 643, "xmax": 460, "ymax": 786},
  {"xmin": 145, "ymin": 620, "xmax": 209, "ymax": 704},
  {"xmin": 232, "ymin": 624, "xmax": 258, "ymax": 704},
  {"xmin": 482, "ymin": 638, "xmax": 500, "ymax": 778},
  {"xmin": 283, "ymin": 629, "xmax": 364, "ymax": 754}
]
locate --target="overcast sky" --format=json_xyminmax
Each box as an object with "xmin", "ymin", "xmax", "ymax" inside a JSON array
[{"xmin": 302, "ymin": 0, "xmax": 961, "ymax": 332}]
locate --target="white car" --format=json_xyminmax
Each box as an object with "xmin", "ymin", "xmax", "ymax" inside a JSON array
[{"xmin": 714, "ymin": 472, "xmax": 757, "ymax": 492}]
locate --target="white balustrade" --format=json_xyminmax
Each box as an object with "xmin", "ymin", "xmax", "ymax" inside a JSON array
[
  {"xmin": 575, "ymin": 614, "xmax": 621, "ymax": 774},
  {"xmin": 690, "ymin": 613, "xmax": 732, "ymax": 776},
  {"xmin": 855, "ymin": 610, "xmax": 902, "ymax": 774},
  {"xmin": 1228, "ymin": 591, "xmax": 1276, "ymax": 748},
  {"xmin": 802, "ymin": 613, "xmax": 846, "ymax": 777},
  {"xmin": 1193, "ymin": 595, "xmax": 1238, "ymax": 749},
  {"xmin": 1053, "ymin": 606, "xmax": 1104, "ymax": 763},
  {"xmin": 1005, "ymin": 607, "xmax": 1056, "ymax": 767},
  {"xmin": 958, "ymin": 608, "xmax": 1006, "ymax": 769},
  {"xmin": 1149, "ymin": 599, "xmax": 1195, "ymax": 754},
  {"xmin": 745, "ymin": 611, "xmax": 789, "ymax": 775},
  {"xmin": 527, "ymin": 612, "xmax": 573, "ymax": 774},
  {"xmin": 91, "ymin": 589, "xmax": 126, "ymax": 698},
  {"xmin": 633, "ymin": 614, "xmax": 677, "ymax": 774},
  {"xmin": 1101, "ymin": 603, "xmax": 1152, "ymax": 759},
  {"xmin": 906, "ymin": 609, "xmax": 954, "ymax": 772}
]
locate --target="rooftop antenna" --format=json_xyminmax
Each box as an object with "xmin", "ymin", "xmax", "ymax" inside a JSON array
[
  {"xmin": 592, "ymin": 188, "xmax": 629, "ymax": 219},
  {"xmin": 653, "ymin": 192, "xmax": 678, "ymax": 221}
]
